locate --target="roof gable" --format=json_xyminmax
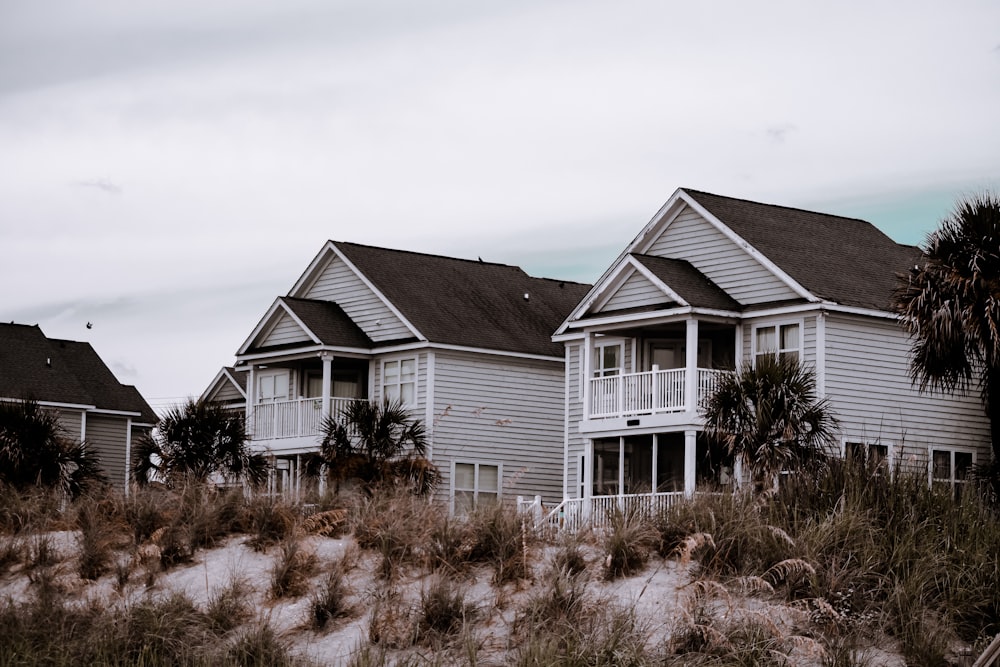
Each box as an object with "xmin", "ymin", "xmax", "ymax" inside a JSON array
[
  {"xmin": 238, "ymin": 297, "xmax": 374, "ymax": 356},
  {"xmin": 202, "ymin": 367, "xmax": 247, "ymax": 404},
  {"xmin": 631, "ymin": 254, "xmax": 741, "ymax": 312}
]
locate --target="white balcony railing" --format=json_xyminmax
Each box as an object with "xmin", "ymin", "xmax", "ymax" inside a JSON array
[
  {"xmin": 588, "ymin": 368, "xmax": 728, "ymax": 419},
  {"xmin": 520, "ymin": 492, "xmax": 686, "ymax": 533},
  {"xmin": 250, "ymin": 397, "xmax": 365, "ymax": 440}
]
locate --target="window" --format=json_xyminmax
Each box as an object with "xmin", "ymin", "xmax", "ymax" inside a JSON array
[
  {"xmin": 845, "ymin": 440, "xmax": 890, "ymax": 474},
  {"xmin": 930, "ymin": 448, "xmax": 975, "ymax": 499},
  {"xmin": 382, "ymin": 358, "xmax": 416, "ymax": 407},
  {"xmin": 593, "ymin": 341, "xmax": 623, "ymax": 377},
  {"xmin": 257, "ymin": 370, "xmax": 289, "ymax": 403},
  {"xmin": 754, "ymin": 322, "xmax": 800, "ymax": 363},
  {"xmin": 453, "ymin": 462, "xmax": 500, "ymax": 514}
]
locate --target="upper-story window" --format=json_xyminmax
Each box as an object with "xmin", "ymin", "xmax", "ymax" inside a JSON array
[
  {"xmin": 257, "ymin": 370, "xmax": 289, "ymax": 403},
  {"xmin": 754, "ymin": 322, "xmax": 801, "ymax": 364},
  {"xmin": 594, "ymin": 341, "xmax": 624, "ymax": 377},
  {"xmin": 382, "ymin": 357, "xmax": 417, "ymax": 407}
]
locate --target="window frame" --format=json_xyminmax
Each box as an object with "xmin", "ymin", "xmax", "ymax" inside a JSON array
[
  {"xmin": 381, "ymin": 356, "xmax": 418, "ymax": 409},
  {"xmin": 751, "ymin": 319, "xmax": 803, "ymax": 365},
  {"xmin": 593, "ymin": 339, "xmax": 625, "ymax": 377},
  {"xmin": 256, "ymin": 369, "xmax": 290, "ymax": 403},
  {"xmin": 451, "ymin": 460, "xmax": 502, "ymax": 515},
  {"xmin": 928, "ymin": 446, "xmax": 976, "ymax": 497},
  {"xmin": 843, "ymin": 438, "xmax": 893, "ymax": 475}
]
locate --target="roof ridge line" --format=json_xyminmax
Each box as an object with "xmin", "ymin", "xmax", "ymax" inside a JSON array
[{"xmin": 682, "ymin": 188, "xmax": 874, "ymax": 225}]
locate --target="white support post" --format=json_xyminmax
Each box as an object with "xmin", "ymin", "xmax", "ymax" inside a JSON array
[
  {"xmin": 651, "ymin": 364, "xmax": 660, "ymax": 411},
  {"xmin": 246, "ymin": 365, "xmax": 256, "ymax": 437},
  {"xmin": 618, "ymin": 436, "xmax": 625, "ymax": 499},
  {"xmin": 734, "ymin": 323, "xmax": 744, "ymax": 370},
  {"xmin": 582, "ymin": 331, "xmax": 593, "ymax": 419},
  {"xmin": 320, "ymin": 352, "xmax": 333, "ymax": 422},
  {"xmin": 651, "ymin": 433, "xmax": 659, "ymax": 493},
  {"xmin": 685, "ymin": 318, "xmax": 698, "ymax": 413},
  {"xmin": 295, "ymin": 454, "xmax": 301, "ymax": 503},
  {"xmin": 684, "ymin": 430, "xmax": 697, "ymax": 498},
  {"xmin": 583, "ymin": 440, "xmax": 594, "ymax": 522},
  {"xmin": 124, "ymin": 418, "xmax": 132, "ymax": 497}
]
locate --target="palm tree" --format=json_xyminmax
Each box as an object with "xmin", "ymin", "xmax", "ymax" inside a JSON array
[
  {"xmin": 132, "ymin": 398, "xmax": 267, "ymax": 488},
  {"xmin": 893, "ymin": 192, "xmax": 1000, "ymax": 458},
  {"xmin": 316, "ymin": 399, "xmax": 437, "ymax": 494},
  {"xmin": 702, "ymin": 355, "xmax": 838, "ymax": 491},
  {"xmin": 0, "ymin": 399, "xmax": 105, "ymax": 496}
]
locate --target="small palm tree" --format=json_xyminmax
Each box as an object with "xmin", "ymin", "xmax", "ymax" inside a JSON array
[
  {"xmin": 893, "ymin": 192, "xmax": 1000, "ymax": 458},
  {"xmin": 133, "ymin": 398, "xmax": 267, "ymax": 488},
  {"xmin": 0, "ymin": 399, "xmax": 105, "ymax": 496},
  {"xmin": 317, "ymin": 399, "xmax": 437, "ymax": 494},
  {"xmin": 702, "ymin": 356, "xmax": 837, "ymax": 491}
]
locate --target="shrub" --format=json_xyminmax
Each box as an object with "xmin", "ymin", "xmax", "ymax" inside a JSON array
[
  {"xmin": 602, "ymin": 509, "xmax": 657, "ymax": 580},
  {"xmin": 270, "ymin": 539, "xmax": 317, "ymax": 599},
  {"xmin": 416, "ymin": 576, "xmax": 474, "ymax": 645},
  {"xmin": 247, "ymin": 497, "xmax": 300, "ymax": 551},
  {"xmin": 467, "ymin": 502, "xmax": 530, "ymax": 585},
  {"xmin": 309, "ymin": 569, "xmax": 352, "ymax": 631}
]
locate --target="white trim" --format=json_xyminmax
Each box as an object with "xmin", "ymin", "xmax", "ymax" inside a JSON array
[
  {"xmin": 590, "ymin": 258, "xmax": 689, "ymax": 314},
  {"xmin": 816, "ymin": 312, "xmax": 826, "ymax": 397},
  {"xmin": 200, "ymin": 367, "xmax": 248, "ymax": 403},
  {"xmin": 450, "ymin": 459, "xmax": 503, "ymax": 515},
  {"xmin": 237, "ymin": 298, "xmax": 320, "ymax": 356},
  {"xmin": 566, "ymin": 306, "xmax": 741, "ymax": 332},
  {"xmin": 237, "ymin": 345, "xmax": 371, "ymax": 364},
  {"xmin": 563, "ymin": 345, "xmax": 572, "ymax": 500},
  {"xmin": 88, "ymin": 408, "xmax": 145, "ymax": 417},
  {"xmin": 125, "ymin": 417, "xmax": 133, "ymax": 496},
  {"xmin": 0, "ymin": 398, "xmax": 98, "ymax": 411},
  {"xmin": 425, "ymin": 350, "xmax": 435, "ymax": 460},
  {"xmin": 842, "ymin": 437, "xmax": 894, "ymax": 471},
  {"xmin": 80, "ymin": 412, "xmax": 87, "ymax": 442},
  {"xmin": 238, "ymin": 340, "xmax": 564, "ymax": 365}
]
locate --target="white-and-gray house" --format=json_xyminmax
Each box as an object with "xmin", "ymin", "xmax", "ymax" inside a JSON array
[
  {"xmin": 551, "ymin": 188, "xmax": 992, "ymax": 526},
  {"xmin": 204, "ymin": 241, "xmax": 590, "ymax": 510}
]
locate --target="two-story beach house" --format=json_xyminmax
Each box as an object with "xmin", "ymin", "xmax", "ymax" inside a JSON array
[
  {"xmin": 552, "ymin": 188, "xmax": 992, "ymax": 525},
  {"xmin": 204, "ymin": 241, "xmax": 589, "ymax": 509},
  {"xmin": 0, "ymin": 323, "xmax": 157, "ymax": 490}
]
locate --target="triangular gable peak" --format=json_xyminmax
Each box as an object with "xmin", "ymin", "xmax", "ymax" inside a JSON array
[
  {"xmin": 201, "ymin": 367, "xmax": 247, "ymax": 404},
  {"xmin": 289, "ymin": 242, "xmax": 423, "ymax": 343},
  {"xmin": 237, "ymin": 298, "xmax": 319, "ymax": 356},
  {"xmin": 555, "ymin": 188, "xmax": 814, "ymax": 335},
  {"xmin": 589, "ymin": 255, "xmax": 688, "ymax": 315}
]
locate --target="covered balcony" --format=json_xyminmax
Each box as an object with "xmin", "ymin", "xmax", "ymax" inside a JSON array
[
  {"xmin": 582, "ymin": 317, "xmax": 738, "ymax": 428},
  {"xmin": 251, "ymin": 396, "xmax": 366, "ymax": 440}
]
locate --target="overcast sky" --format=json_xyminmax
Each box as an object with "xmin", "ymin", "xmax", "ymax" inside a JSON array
[{"xmin": 3, "ymin": 1, "xmax": 999, "ymax": 413}]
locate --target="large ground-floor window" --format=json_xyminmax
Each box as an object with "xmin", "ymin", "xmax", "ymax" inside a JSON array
[
  {"xmin": 930, "ymin": 447, "xmax": 974, "ymax": 500},
  {"xmin": 453, "ymin": 461, "xmax": 500, "ymax": 514}
]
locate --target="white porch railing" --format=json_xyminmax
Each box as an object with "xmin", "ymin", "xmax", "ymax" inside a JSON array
[
  {"xmin": 519, "ymin": 492, "xmax": 686, "ymax": 533},
  {"xmin": 250, "ymin": 397, "xmax": 365, "ymax": 440},
  {"xmin": 588, "ymin": 368, "xmax": 728, "ymax": 419}
]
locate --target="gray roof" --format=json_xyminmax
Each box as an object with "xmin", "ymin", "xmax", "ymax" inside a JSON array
[
  {"xmin": 333, "ymin": 242, "xmax": 592, "ymax": 357},
  {"xmin": 0, "ymin": 323, "xmax": 156, "ymax": 423},
  {"xmin": 631, "ymin": 254, "xmax": 741, "ymax": 311},
  {"xmin": 684, "ymin": 189, "xmax": 922, "ymax": 311},
  {"xmin": 281, "ymin": 297, "xmax": 375, "ymax": 348}
]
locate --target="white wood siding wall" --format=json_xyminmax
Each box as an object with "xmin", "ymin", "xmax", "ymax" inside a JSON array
[
  {"xmin": 212, "ymin": 380, "xmax": 244, "ymax": 403},
  {"xmin": 431, "ymin": 350, "xmax": 566, "ymax": 504},
  {"xmin": 85, "ymin": 414, "xmax": 129, "ymax": 488},
  {"xmin": 55, "ymin": 409, "xmax": 84, "ymax": 441},
  {"xmin": 823, "ymin": 313, "xmax": 991, "ymax": 471},
  {"xmin": 565, "ymin": 343, "xmax": 587, "ymax": 499},
  {"xmin": 260, "ymin": 313, "xmax": 312, "ymax": 347},
  {"xmin": 646, "ymin": 205, "xmax": 799, "ymax": 305},
  {"xmin": 303, "ymin": 255, "xmax": 411, "ymax": 341},
  {"xmin": 600, "ymin": 271, "xmax": 667, "ymax": 313}
]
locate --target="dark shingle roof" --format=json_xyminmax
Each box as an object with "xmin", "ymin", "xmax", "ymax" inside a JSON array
[
  {"xmin": 683, "ymin": 189, "xmax": 922, "ymax": 311},
  {"xmin": 333, "ymin": 242, "xmax": 592, "ymax": 357},
  {"xmin": 281, "ymin": 297, "xmax": 375, "ymax": 349},
  {"xmin": 0, "ymin": 323, "xmax": 156, "ymax": 423},
  {"xmin": 631, "ymin": 254, "xmax": 741, "ymax": 311}
]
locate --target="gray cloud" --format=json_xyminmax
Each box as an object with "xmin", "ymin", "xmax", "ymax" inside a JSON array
[{"xmin": 75, "ymin": 178, "xmax": 122, "ymax": 195}]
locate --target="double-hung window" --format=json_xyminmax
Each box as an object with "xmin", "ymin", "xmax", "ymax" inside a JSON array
[
  {"xmin": 382, "ymin": 357, "xmax": 416, "ymax": 408},
  {"xmin": 257, "ymin": 370, "xmax": 289, "ymax": 403},
  {"xmin": 930, "ymin": 447, "xmax": 975, "ymax": 499},
  {"xmin": 754, "ymin": 322, "xmax": 801, "ymax": 364},
  {"xmin": 593, "ymin": 341, "xmax": 624, "ymax": 377},
  {"xmin": 453, "ymin": 462, "xmax": 500, "ymax": 514}
]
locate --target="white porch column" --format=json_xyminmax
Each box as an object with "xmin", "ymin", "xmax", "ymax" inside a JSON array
[
  {"xmin": 583, "ymin": 440, "xmax": 594, "ymax": 521},
  {"xmin": 734, "ymin": 323, "xmax": 744, "ymax": 369},
  {"xmin": 582, "ymin": 331, "xmax": 593, "ymax": 420},
  {"xmin": 651, "ymin": 433, "xmax": 659, "ymax": 493},
  {"xmin": 246, "ymin": 365, "xmax": 256, "ymax": 436},
  {"xmin": 320, "ymin": 352, "xmax": 333, "ymax": 422},
  {"xmin": 685, "ymin": 318, "xmax": 698, "ymax": 413},
  {"xmin": 684, "ymin": 430, "xmax": 697, "ymax": 498}
]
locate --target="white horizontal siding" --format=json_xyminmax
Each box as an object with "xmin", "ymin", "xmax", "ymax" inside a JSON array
[
  {"xmin": 85, "ymin": 414, "xmax": 129, "ymax": 488},
  {"xmin": 303, "ymin": 255, "xmax": 411, "ymax": 342},
  {"xmin": 212, "ymin": 380, "xmax": 244, "ymax": 404},
  {"xmin": 600, "ymin": 270, "xmax": 666, "ymax": 313},
  {"xmin": 566, "ymin": 343, "xmax": 587, "ymax": 499},
  {"xmin": 54, "ymin": 408, "xmax": 84, "ymax": 442},
  {"xmin": 260, "ymin": 312, "xmax": 312, "ymax": 347},
  {"xmin": 823, "ymin": 313, "xmax": 991, "ymax": 473},
  {"xmin": 646, "ymin": 206, "xmax": 799, "ymax": 305},
  {"xmin": 431, "ymin": 350, "xmax": 566, "ymax": 505}
]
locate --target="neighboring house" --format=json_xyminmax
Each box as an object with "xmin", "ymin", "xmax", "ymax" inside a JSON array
[
  {"xmin": 0, "ymin": 322, "xmax": 157, "ymax": 490},
  {"xmin": 552, "ymin": 188, "xmax": 992, "ymax": 524},
  {"xmin": 206, "ymin": 241, "xmax": 590, "ymax": 509}
]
